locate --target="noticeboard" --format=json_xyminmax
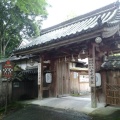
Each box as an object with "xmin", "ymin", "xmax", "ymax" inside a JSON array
[{"xmin": 79, "ymin": 75, "xmax": 89, "ymax": 82}]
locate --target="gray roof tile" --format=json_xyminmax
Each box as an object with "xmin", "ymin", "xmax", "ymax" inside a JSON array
[
  {"xmin": 101, "ymin": 56, "xmax": 120, "ymax": 69},
  {"xmin": 15, "ymin": 2, "xmax": 120, "ymax": 52}
]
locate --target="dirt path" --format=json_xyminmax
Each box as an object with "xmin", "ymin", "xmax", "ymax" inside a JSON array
[{"xmin": 3, "ymin": 104, "xmax": 91, "ymax": 120}]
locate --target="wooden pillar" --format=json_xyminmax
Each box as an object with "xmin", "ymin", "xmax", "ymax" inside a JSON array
[
  {"xmin": 88, "ymin": 43, "xmax": 97, "ymax": 108},
  {"xmin": 91, "ymin": 44, "xmax": 97, "ymax": 108},
  {"xmin": 38, "ymin": 56, "xmax": 44, "ymax": 99}
]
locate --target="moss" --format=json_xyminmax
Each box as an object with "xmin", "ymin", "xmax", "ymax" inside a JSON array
[
  {"xmin": 0, "ymin": 101, "xmax": 27, "ymax": 119},
  {"xmin": 89, "ymin": 109, "xmax": 120, "ymax": 120},
  {"xmin": 70, "ymin": 93, "xmax": 80, "ymax": 97}
]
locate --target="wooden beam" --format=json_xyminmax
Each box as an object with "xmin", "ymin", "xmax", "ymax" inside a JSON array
[{"xmin": 14, "ymin": 29, "xmax": 102, "ymax": 56}]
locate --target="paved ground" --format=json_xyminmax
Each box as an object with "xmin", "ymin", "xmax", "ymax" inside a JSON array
[
  {"xmin": 3, "ymin": 105, "xmax": 91, "ymax": 120},
  {"xmin": 3, "ymin": 95, "xmax": 120, "ymax": 120},
  {"xmin": 26, "ymin": 95, "xmax": 104, "ymax": 114}
]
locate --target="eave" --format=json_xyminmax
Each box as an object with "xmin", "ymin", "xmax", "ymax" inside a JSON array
[{"xmin": 14, "ymin": 28, "xmax": 103, "ymax": 56}]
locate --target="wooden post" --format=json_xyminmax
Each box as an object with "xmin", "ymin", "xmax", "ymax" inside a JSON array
[
  {"xmin": 92, "ymin": 43, "xmax": 97, "ymax": 108},
  {"xmin": 88, "ymin": 43, "xmax": 97, "ymax": 108},
  {"xmin": 91, "ymin": 87, "xmax": 97, "ymax": 108},
  {"xmin": 38, "ymin": 56, "xmax": 44, "ymax": 99},
  {"xmin": 5, "ymin": 78, "xmax": 8, "ymax": 114}
]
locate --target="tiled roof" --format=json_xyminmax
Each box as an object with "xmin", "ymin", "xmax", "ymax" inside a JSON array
[
  {"xmin": 15, "ymin": 2, "xmax": 120, "ymax": 53},
  {"xmin": 101, "ymin": 56, "xmax": 120, "ymax": 69}
]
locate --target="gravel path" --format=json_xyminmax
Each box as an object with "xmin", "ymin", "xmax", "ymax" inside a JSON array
[{"xmin": 3, "ymin": 105, "xmax": 91, "ymax": 120}]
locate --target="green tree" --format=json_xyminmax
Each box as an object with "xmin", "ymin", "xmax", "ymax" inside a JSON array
[
  {"xmin": 15, "ymin": 0, "xmax": 47, "ymax": 15},
  {"xmin": 0, "ymin": 0, "xmax": 48, "ymax": 59}
]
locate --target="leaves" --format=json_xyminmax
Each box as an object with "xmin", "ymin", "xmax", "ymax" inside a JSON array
[
  {"xmin": 0, "ymin": 0, "xmax": 47, "ymax": 58},
  {"xmin": 12, "ymin": 0, "xmax": 48, "ymax": 15}
]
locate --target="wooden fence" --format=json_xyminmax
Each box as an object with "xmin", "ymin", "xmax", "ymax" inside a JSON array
[{"xmin": 106, "ymin": 71, "xmax": 120, "ymax": 105}]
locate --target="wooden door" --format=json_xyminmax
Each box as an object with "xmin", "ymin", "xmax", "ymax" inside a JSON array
[
  {"xmin": 70, "ymin": 71, "xmax": 79, "ymax": 94},
  {"xmin": 106, "ymin": 71, "xmax": 120, "ymax": 105},
  {"xmin": 56, "ymin": 60, "xmax": 70, "ymax": 97}
]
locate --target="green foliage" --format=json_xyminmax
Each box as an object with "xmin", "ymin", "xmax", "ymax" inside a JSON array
[
  {"xmin": 0, "ymin": 0, "xmax": 48, "ymax": 58},
  {"xmin": 70, "ymin": 93, "xmax": 80, "ymax": 97},
  {"xmin": 12, "ymin": 0, "xmax": 48, "ymax": 15},
  {"xmin": 90, "ymin": 110, "xmax": 120, "ymax": 120},
  {"xmin": 0, "ymin": 102, "xmax": 26, "ymax": 118}
]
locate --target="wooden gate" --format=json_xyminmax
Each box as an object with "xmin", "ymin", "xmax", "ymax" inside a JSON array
[
  {"xmin": 56, "ymin": 59, "xmax": 70, "ymax": 97},
  {"xmin": 106, "ymin": 71, "xmax": 120, "ymax": 105}
]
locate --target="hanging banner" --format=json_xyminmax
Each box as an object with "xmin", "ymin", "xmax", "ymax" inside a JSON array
[
  {"xmin": 2, "ymin": 60, "xmax": 14, "ymax": 78},
  {"xmin": 88, "ymin": 58, "xmax": 96, "ymax": 87}
]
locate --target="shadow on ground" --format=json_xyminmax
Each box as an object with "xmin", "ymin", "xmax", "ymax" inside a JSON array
[{"xmin": 3, "ymin": 104, "xmax": 91, "ymax": 120}]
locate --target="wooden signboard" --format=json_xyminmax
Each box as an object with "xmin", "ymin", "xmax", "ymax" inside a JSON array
[
  {"xmin": 38, "ymin": 63, "xmax": 41, "ymax": 85},
  {"xmin": 88, "ymin": 58, "xmax": 96, "ymax": 87}
]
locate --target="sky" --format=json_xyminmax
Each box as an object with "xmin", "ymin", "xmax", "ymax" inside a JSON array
[{"xmin": 42, "ymin": 0, "xmax": 117, "ymax": 29}]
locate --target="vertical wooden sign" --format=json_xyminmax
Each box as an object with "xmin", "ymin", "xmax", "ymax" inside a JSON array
[
  {"xmin": 38, "ymin": 63, "xmax": 41, "ymax": 85},
  {"xmin": 88, "ymin": 43, "xmax": 97, "ymax": 108},
  {"xmin": 88, "ymin": 58, "xmax": 96, "ymax": 87},
  {"xmin": 38, "ymin": 56, "xmax": 44, "ymax": 99}
]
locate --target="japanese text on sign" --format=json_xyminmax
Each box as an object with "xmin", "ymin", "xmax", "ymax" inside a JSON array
[{"xmin": 88, "ymin": 58, "xmax": 95, "ymax": 87}]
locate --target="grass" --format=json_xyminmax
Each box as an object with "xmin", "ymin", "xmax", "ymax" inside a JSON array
[
  {"xmin": 0, "ymin": 102, "xmax": 26, "ymax": 119},
  {"xmin": 70, "ymin": 93, "xmax": 81, "ymax": 97},
  {"xmin": 89, "ymin": 109, "xmax": 120, "ymax": 120}
]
